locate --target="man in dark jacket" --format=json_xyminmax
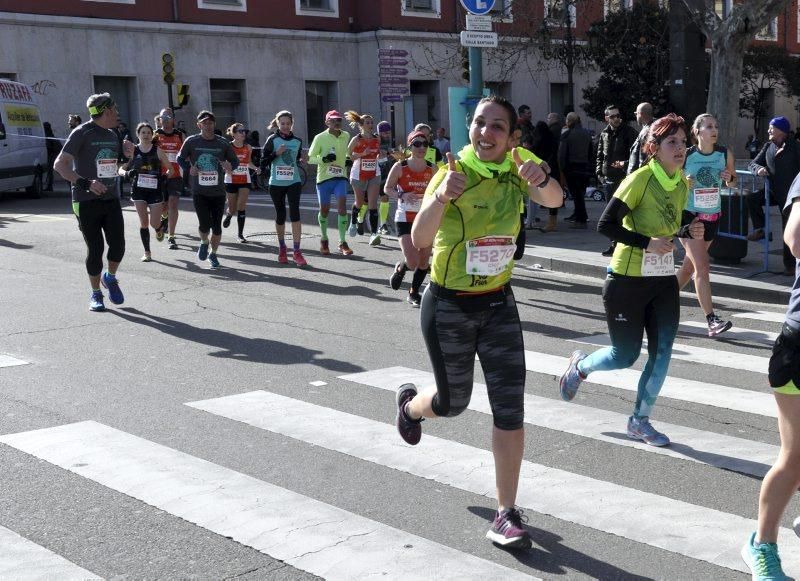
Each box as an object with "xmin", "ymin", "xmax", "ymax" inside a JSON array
[
  {"xmin": 747, "ymin": 116, "xmax": 800, "ymax": 274},
  {"xmin": 627, "ymin": 102, "xmax": 653, "ymax": 175},
  {"xmin": 558, "ymin": 112, "xmax": 593, "ymax": 228}
]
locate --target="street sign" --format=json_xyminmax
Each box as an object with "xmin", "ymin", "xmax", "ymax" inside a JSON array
[
  {"xmin": 379, "ymin": 77, "xmax": 408, "ymax": 84},
  {"xmin": 459, "ymin": 0, "xmax": 495, "ymax": 16},
  {"xmin": 466, "ymin": 14, "xmax": 492, "ymax": 31},
  {"xmin": 382, "ymin": 95, "xmax": 403, "ymax": 102},
  {"xmin": 379, "ymin": 58, "xmax": 409, "ymax": 66},
  {"xmin": 459, "ymin": 30, "xmax": 498, "ymax": 48},
  {"xmin": 379, "ymin": 68, "xmax": 408, "ymax": 75},
  {"xmin": 380, "ymin": 87, "xmax": 410, "ymax": 95},
  {"xmin": 378, "ymin": 48, "xmax": 408, "ymax": 57}
]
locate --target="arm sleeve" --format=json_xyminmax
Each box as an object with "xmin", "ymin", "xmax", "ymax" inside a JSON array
[
  {"xmin": 308, "ymin": 135, "xmax": 322, "ymax": 165},
  {"xmin": 749, "ymin": 144, "xmax": 768, "ymax": 175},
  {"xmin": 296, "ymin": 138, "xmax": 303, "ymax": 163},
  {"xmin": 595, "ymin": 134, "xmax": 604, "ymax": 177},
  {"xmin": 261, "ymin": 135, "xmax": 276, "ymax": 167},
  {"xmin": 176, "ymin": 139, "xmax": 191, "ymax": 173},
  {"xmin": 597, "ymin": 197, "xmax": 651, "ymax": 248}
]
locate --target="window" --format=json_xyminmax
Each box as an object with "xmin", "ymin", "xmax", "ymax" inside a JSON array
[
  {"xmin": 604, "ymin": 0, "xmax": 632, "ymax": 15},
  {"xmin": 198, "ymin": 0, "xmax": 246, "ymax": 11},
  {"xmin": 550, "ymin": 82, "xmax": 571, "ymax": 117},
  {"xmin": 402, "ymin": 0, "xmax": 440, "ymax": 18},
  {"xmin": 94, "ymin": 76, "xmax": 137, "ymax": 132},
  {"xmin": 757, "ymin": 17, "xmax": 778, "ymax": 41},
  {"xmin": 296, "ymin": 0, "xmax": 339, "ymax": 17},
  {"xmin": 210, "ymin": 79, "xmax": 247, "ymax": 131},
  {"xmin": 545, "ymin": 1, "xmax": 576, "ymax": 27},
  {"xmin": 0, "ymin": 73, "xmax": 16, "ymax": 81},
  {"xmin": 490, "ymin": 0, "xmax": 512, "ymax": 22},
  {"xmin": 714, "ymin": 0, "xmax": 731, "ymax": 18},
  {"xmin": 305, "ymin": 81, "xmax": 338, "ymax": 141}
]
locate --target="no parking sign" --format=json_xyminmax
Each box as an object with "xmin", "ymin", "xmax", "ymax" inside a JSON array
[{"xmin": 459, "ymin": 0, "xmax": 495, "ymax": 16}]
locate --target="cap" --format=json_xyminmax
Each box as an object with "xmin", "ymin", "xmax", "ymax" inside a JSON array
[
  {"xmin": 407, "ymin": 130, "xmax": 428, "ymax": 145},
  {"xmin": 377, "ymin": 121, "xmax": 391, "ymax": 133},
  {"xmin": 197, "ymin": 110, "xmax": 215, "ymax": 122},
  {"xmin": 325, "ymin": 110, "xmax": 343, "ymax": 121},
  {"xmin": 770, "ymin": 116, "xmax": 791, "ymax": 134}
]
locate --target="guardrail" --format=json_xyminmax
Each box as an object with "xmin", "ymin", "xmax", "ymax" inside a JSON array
[{"xmin": 714, "ymin": 170, "xmax": 770, "ymax": 275}]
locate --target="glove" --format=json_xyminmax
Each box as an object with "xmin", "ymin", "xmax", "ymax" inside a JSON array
[{"xmin": 322, "ymin": 154, "xmax": 336, "ymax": 163}]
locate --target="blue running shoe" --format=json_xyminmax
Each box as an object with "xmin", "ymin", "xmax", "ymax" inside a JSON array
[
  {"xmin": 100, "ymin": 272, "xmax": 124, "ymax": 305},
  {"xmin": 208, "ymin": 253, "xmax": 220, "ymax": 268},
  {"xmin": 89, "ymin": 290, "xmax": 105, "ymax": 312},
  {"xmin": 559, "ymin": 350, "xmax": 586, "ymax": 401},
  {"xmin": 197, "ymin": 241, "xmax": 209, "ymax": 262},
  {"xmin": 627, "ymin": 416, "xmax": 670, "ymax": 447},
  {"xmin": 741, "ymin": 532, "xmax": 789, "ymax": 581}
]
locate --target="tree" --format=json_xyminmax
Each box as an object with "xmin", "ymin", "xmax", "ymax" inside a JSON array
[
  {"xmin": 581, "ymin": 3, "xmax": 671, "ymax": 122},
  {"xmin": 680, "ymin": 0, "xmax": 791, "ymax": 147},
  {"xmin": 739, "ymin": 45, "xmax": 800, "ymax": 138}
]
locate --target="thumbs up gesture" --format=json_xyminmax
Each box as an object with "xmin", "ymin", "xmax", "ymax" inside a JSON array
[
  {"xmin": 435, "ymin": 152, "xmax": 467, "ymax": 203},
  {"xmin": 513, "ymin": 147, "xmax": 547, "ymax": 187}
]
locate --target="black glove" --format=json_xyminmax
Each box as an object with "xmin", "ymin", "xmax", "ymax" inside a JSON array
[{"xmin": 322, "ymin": 153, "xmax": 336, "ymax": 163}]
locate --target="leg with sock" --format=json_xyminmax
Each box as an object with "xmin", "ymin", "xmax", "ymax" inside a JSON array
[
  {"xmin": 237, "ymin": 210, "xmax": 247, "ymax": 242},
  {"xmin": 139, "ymin": 228, "xmax": 151, "ymax": 261}
]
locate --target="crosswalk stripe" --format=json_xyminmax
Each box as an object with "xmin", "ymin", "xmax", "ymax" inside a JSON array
[
  {"xmin": 570, "ymin": 334, "xmax": 769, "ymax": 374},
  {"xmin": 523, "ymin": 350, "xmax": 777, "ymax": 418},
  {"xmin": 187, "ymin": 389, "xmax": 800, "ymax": 574},
  {"xmin": 0, "ymin": 421, "xmax": 535, "ymax": 581},
  {"xmin": 0, "ymin": 524, "xmax": 101, "ymax": 580},
  {"xmin": 0, "ymin": 354, "xmax": 29, "ymax": 369},
  {"xmin": 733, "ymin": 310, "xmax": 785, "ymax": 324},
  {"xmin": 679, "ymin": 321, "xmax": 778, "ymax": 344},
  {"xmin": 339, "ymin": 367, "xmax": 777, "ymax": 478}
]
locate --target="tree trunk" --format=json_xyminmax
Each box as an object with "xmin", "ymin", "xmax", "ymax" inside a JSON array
[{"xmin": 707, "ymin": 31, "xmax": 748, "ymax": 149}]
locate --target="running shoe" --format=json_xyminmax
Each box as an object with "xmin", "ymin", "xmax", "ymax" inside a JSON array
[
  {"xmin": 222, "ymin": 213, "xmax": 232, "ymax": 228},
  {"xmin": 89, "ymin": 290, "xmax": 105, "ymax": 312},
  {"xmin": 369, "ymin": 233, "xmax": 381, "ymax": 246},
  {"xmin": 627, "ymin": 416, "xmax": 670, "ymax": 447},
  {"xmin": 160, "ymin": 215, "xmax": 168, "ymax": 236},
  {"xmin": 208, "ymin": 253, "xmax": 220, "ymax": 269},
  {"xmin": 379, "ymin": 224, "xmax": 391, "ymax": 236},
  {"xmin": 155, "ymin": 226, "xmax": 165, "ymax": 242},
  {"xmin": 197, "ymin": 242, "xmax": 209, "ymax": 262},
  {"xmin": 407, "ymin": 291, "xmax": 422, "ymax": 307},
  {"xmin": 293, "ymin": 250, "xmax": 308, "ymax": 267},
  {"xmin": 141, "ymin": 254, "xmax": 152, "ymax": 262},
  {"xmin": 100, "ymin": 272, "xmax": 124, "ymax": 305},
  {"xmin": 338, "ymin": 241, "xmax": 353, "ymax": 256},
  {"xmin": 238, "ymin": 235, "xmax": 248, "ymax": 244},
  {"xmin": 348, "ymin": 221, "xmax": 358, "ymax": 238},
  {"xmin": 741, "ymin": 532, "xmax": 789, "ymax": 581},
  {"xmin": 708, "ymin": 315, "xmax": 733, "ymax": 337},
  {"xmin": 320, "ymin": 240, "xmax": 330, "ymax": 255},
  {"xmin": 278, "ymin": 247, "xmax": 288, "ymax": 264},
  {"xmin": 486, "ymin": 507, "xmax": 532, "ymax": 549},
  {"xmin": 559, "ymin": 350, "xmax": 586, "ymax": 401},
  {"xmin": 168, "ymin": 237, "xmax": 178, "ymax": 250},
  {"xmin": 389, "ymin": 261, "xmax": 408, "ymax": 290},
  {"xmin": 356, "ymin": 220, "xmax": 365, "ymax": 236},
  {"xmin": 395, "ymin": 383, "xmax": 422, "ymax": 445}
]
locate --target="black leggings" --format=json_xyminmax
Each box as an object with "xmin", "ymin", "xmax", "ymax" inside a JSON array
[
  {"xmin": 193, "ymin": 194, "xmax": 225, "ymax": 235},
  {"xmin": 74, "ymin": 198, "xmax": 125, "ymax": 277},
  {"xmin": 269, "ymin": 182, "xmax": 302, "ymax": 225},
  {"xmin": 420, "ymin": 283, "xmax": 526, "ymax": 430}
]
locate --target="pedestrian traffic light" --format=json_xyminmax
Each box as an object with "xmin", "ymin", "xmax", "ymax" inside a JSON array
[
  {"xmin": 177, "ymin": 84, "xmax": 190, "ymax": 107},
  {"xmin": 161, "ymin": 53, "xmax": 175, "ymax": 85},
  {"xmin": 460, "ymin": 48, "xmax": 470, "ymax": 83}
]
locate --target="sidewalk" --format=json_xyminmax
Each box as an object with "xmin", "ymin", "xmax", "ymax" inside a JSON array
[{"xmin": 518, "ymin": 199, "xmax": 793, "ymax": 305}]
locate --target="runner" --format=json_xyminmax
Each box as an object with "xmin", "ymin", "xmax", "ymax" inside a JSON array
[
  {"xmin": 377, "ymin": 120, "xmax": 396, "ymax": 236},
  {"xmin": 119, "ymin": 122, "xmax": 172, "ymax": 262},
  {"xmin": 176, "ymin": 110, "xmax": 238, "ymax": 269},
  {"xmin": 413, "ymin": 123, "xmax": 443, "ymax": 166},
  {"xmin": 262, "ymin": 110, "xmax": 307, "ymax": 266},
  {"xmin": 153, "ymin": 108, "xmax": 184, "ymax": 250},
  {"xmin": 559, "ymin": 114, "xmax": 704, "ymax": 447},
  {"xmin": 677, "ymin": 113, "xmax": 736, "ymax": 337},
  {"xmin": 384, "ymin": 130, "xmax": 436, "ymax": 306},
  {"xmin": 307, "ymin": 110, "xmax": 353, "ymax": 256},
  {"xmin": 54, "ymin": 93, "xmax": 134, "ymax": 311},
  {"xmin": 742, "ymin": 177, "xmax": 800, "ymax": 579},
  {"xmin": 394, "ymin": 96, "xmax": 563, "ymax": 548},
  {"xmin": 345, "ymin": 111, "xmax": 383, "ymax": 245},
  {"xmin": 222, "ymin": 122, "xmax": 260, "ymax": 243}
]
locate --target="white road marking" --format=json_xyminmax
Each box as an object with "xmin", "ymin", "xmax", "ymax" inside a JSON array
[
  {"xmin": 733, "ymin": 310, "xmax": 785, "ymax": 324},
  {"xmin": 309, "ymin": 381, "xmax": 327, "ymax": 387},
  {"xmin": 0, "ymin": 524, "xmax": 101, "ymax": 580},
  {"xmin": 0, "ymin": 354, "xmax": 29, "ymax": 369},
  {"xmin": 679, "ymin": 321, "xmax": 778, "ymax": 344}
]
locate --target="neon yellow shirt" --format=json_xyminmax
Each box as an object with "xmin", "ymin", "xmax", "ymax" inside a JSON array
[{"xmin": 308, "ymin": 130, "xmax": 351, "ymax": 183}]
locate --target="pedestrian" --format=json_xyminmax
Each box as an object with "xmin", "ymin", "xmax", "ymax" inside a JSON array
[
  {"xmin": 517, "ymin": 105, "xmax": 535, "ymax": 149},
  {"xmin": 308, "ymin": 110, "xmax": 352, "ymax": 256},
  {"xmin": 530, "ymin": 120, "xmax": 561, "ymax": 232},
  {"xmin": 222, "ymin": 122, "xmax": 259, "ymax": 243},
  {"xmin": 413, "ymin": 123, "xmax": 443, "ymax": 166},
  {"xmin": 119, "ymin": 122, "xmax": 173, "ymax": 262},
  {"xmin": 745, "ymin": 134, "xmax": 760, "ymax": 160},
  {"xmin": 677, "ymin": 113, "xmax": 736, "ymax": 337},
  {"xmin": 54, "ymin": 93, "xmax": 133, "ymax": 311},
  {"xmin": 261, "ymin": 110, "xmax": 307, "ymax": 266},
  {"xmin": 176, "ymin": 110, "xmax": 239, "ymax": 269},
  {"xmin": 559, "ymin": 113, "xmax": 704, "ymax": 447},
  {"xmin": 67, "ymin": 114, "xmax": 82, "ymax": 133},
  {"xmin": 116, "ymin": 121, "xmax": 131, "ymax": 144},
  {"xmin": 741, "ymin": 174, "xmax": 800, "ymax": 581},
  {"xmin": 394, "ymin": 95, "xmax": 563, "ymax": 549},
  {"xmin": 433, "ymin": 127, "xmax": 451, "ymax": 155},
  {"xmin": 153, "ymin": 107, "xmax": 184, "ymax": 250},
  {"xmin": 596, "ymin": 104, "xmax": 637, "ymax": 255},
  {"xmin": 345, "ymin": 111, "xmax": 382, "ymax": 245},
  {"xmin": 42, "ymin": 121, "xmax": 58, "ymax": 191},
  {"xmin": 747, "ymin": 116, "xmax": 800, "ymax": 275},
  {"xmin": 384, "ymin": 130, "xmax": 436, "ymax": 306},
  {"xmin": 557, "ymin": 112, "xmax": 593, "ymax": 229},
  {"xmin": 627, "ymin": 102, "xmax": 654, "ymax": 175}
]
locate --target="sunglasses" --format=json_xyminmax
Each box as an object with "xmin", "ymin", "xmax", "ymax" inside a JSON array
[{"xmin": 410, "ymin": 140, "xmax": 429, "ymax": 148}]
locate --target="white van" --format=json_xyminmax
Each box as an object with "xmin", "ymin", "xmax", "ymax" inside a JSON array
[{"xmin": 0, "ymin": 79, "xmax": 47, "ymax": 198}]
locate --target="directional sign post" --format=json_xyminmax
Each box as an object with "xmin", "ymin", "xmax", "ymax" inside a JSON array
[
  {"xmin": 456, "ymin": 0, "xmax": 495, "ymax": 145},
  {"xmin": 459, "ymin": 0, "xmax": 495, "ymax": 15},
  {"xmin": 378, "ymin": 47, "xmax": 411, "ymax": 113}
]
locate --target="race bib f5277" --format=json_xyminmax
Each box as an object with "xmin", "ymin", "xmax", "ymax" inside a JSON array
[{"xmin": 465, "ymin": 236, "xmax": 517, "ymax": 276}]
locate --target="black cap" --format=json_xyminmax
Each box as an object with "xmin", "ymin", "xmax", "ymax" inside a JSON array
[{"xmin": 197, "ymin": 110, "xmax": 215, "ymax": 122}]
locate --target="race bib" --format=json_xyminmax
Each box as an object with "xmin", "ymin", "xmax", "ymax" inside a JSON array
[
  {"xmin": 362, "ymin": 159, "xmax": 377, "ymax": 172},
  {"xmin": 137, "ymin": 174, "xmax": 158, "ymax": 189},
  {"xmin": 276, "ymin": 165, "xmax": 294, "ymax": 180},
  {"xmin": 641, "ymin": 250, "xmax": 675, "ymax": 277},
  {"xmin": 327, "ymin": 165, "xmax": 344, "ymax": 178},
  {"xmin": 199, "ymin": 171, "xmax": 218, "ymax": 186},
  {"xmin": 96, "ymin": 159, "xmax": 117, "ymax": 179},
  {"xmin": 693, "ymin": 187, "xmax": 720, "ymax": 210},
  {"xmin": 465, "ymin": 236, "xmax": 517, "ymax": 276},
  {"xmin": 167, "ymin": 152, "xmax": 178, "ymax": 163},
  {"xmin": 401, "ymin": 193, "xmax": 421, "ymax": 212},
  {"xmin": 233, "ymin": 165, "xmax": 249, "ymax": 176}
]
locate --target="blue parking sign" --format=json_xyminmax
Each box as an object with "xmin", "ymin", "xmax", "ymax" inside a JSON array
[{"xmin": 459, "ymin": 0, "xmax": 495, "ymax": 15}]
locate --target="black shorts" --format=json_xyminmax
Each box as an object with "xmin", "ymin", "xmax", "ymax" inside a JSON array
[
  {"xmin": 193, "ymin": 194, "xmax": 225, "ymax": 235},
  {"xmin": 769, "ymin": 323, "xmax": 800, "ymax": 394},
  {"xmin": 163, "ymin": 177, "xmax": 183, "ymax": 198},
  {"xmin": 683, "ymin": 211, "xmax": 720, "ymax": 242},
  {"xmin": 396, "ymin": 221, "xmax": 413, "ymax": 236},
  {"xmin": 130, "ymin": 187, "xmax": 164, "ymax": 205},
  {"xmin": 225, "ymin": 183, "xmax": 250, "ymax": 194}
]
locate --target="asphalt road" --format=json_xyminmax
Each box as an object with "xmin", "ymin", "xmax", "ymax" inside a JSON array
[{"xmin": 0, "ymin": 187, "xmax": 797, "ymax": 580}]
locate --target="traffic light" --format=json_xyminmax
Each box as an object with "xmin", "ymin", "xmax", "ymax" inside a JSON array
[
  {"xmin": 460, "ymin": 47, "xmax": 470, "ymax": 83},
  {"xmin": 177, "ymin": 84, "xmax": 190, "ymax": 107},
  {"xmin": 161, "ymin": 53, "xmax": 175, "ymax": 85}
]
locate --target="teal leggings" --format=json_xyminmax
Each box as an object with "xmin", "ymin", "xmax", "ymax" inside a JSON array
[{"xmin": 577, "ymin": 274, "xmax": 679, "ymax": 418}]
